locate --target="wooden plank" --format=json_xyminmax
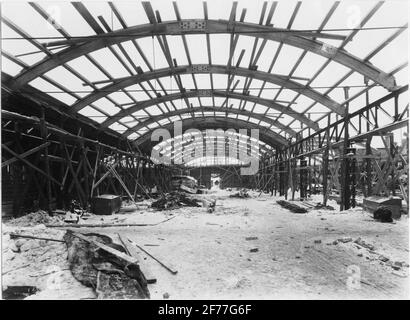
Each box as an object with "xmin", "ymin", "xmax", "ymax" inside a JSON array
[
  {"xmin": 117, "ymin": 234, "xmax": 157, "ymax": 284},
  {"xmin": 9, "ymin": 233, "xmax": 64, "ymax": 243},
  {"xmin": 46, "ymin": 216, "xmax": 176, "ymax": 228},
  {"xmin": 93, "ymin": 161, "xmax": 119, "ymax": 190},
  {"xmin": 70, "ymin": 232, "xmax": 139, "ymax": 265},
  {"xmin": 127, "ymin": 238, "xmax": 178, "ymax": 275},
  {"xmin": 91, "ymin": 145, "xmax": 102, "ymax": 196},
  {"xmin": 72, "ymin": 2, "xmax": 105, "ymax": 34},
  {"xmin": 109, "ymin": 164, "xmax": 136, "ymax": 203}
]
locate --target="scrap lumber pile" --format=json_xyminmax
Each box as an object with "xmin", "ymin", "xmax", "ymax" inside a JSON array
[
  {"xmin": 229, "ymin": 189, "xmax": 249, "ymax": 198},
  {"xmin": 64, "ymin": 231, "xmax": 150, "ymax": 299},
  {"xmin": 151, "ymin": 192, "xmax": 202, "ymax": 210},
  {"xmin": 1, "ymin": 225, "xmax": 95, "ymax": 300},
  {"xmin": 276, "ymin": 200, "xmax": 308, "ymax": 213}
]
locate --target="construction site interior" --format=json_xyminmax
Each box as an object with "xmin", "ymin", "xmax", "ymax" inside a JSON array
[{"xmin": 1, "ymin": 0, "xmax": 409, "ymax": 300}]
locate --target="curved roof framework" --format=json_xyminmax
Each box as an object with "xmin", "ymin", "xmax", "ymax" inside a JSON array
[
  {"xmin": 1, "ymin": 1, "xmax": 408, "ymax": 161},
  {"xmin": 136, "ymin": 116, "xmax": 289, "ymax": 149},
  {"xmin": 185, "ymin": 157, "xmax": 248, "ymax": 167},
  {"xmin": 152, "ymin": 129, "xmax": 272, "ymax": 165}
]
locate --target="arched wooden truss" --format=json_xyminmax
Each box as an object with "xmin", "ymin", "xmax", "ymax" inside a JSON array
[
  {"xmin": 135, "ymin": 116, "xmax": 289, "ymax": 150},
  {"xmin": 2, "ymin": 1, "xmax": 404, "ymax": 151},
  {"xmin": 152, "ymin": 130, "xmax": 272, "ymax": 165},
  {"xmin": 10, "ymin": 17, "xmax": 397, "ymax": 91}
]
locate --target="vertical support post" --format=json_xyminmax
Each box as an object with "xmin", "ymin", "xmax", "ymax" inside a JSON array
[
  {"xmin": 300, "ymin": 158, "xmax": 308, "ymax": 200},
  {"xmin": 322, "ymin": 115, "xmax": 331, "ymax": 206},
  {"xmin": 12, "ymin": 122, "xmax": 23, "ymax": 216},
  {"xmin": 365, "ymin": 78, "xmax": 372, "ymax": 197},
  {"xmin": 340, "ymin": 87, "xmax": 350, "ymax": 211},
  {"xmin": 40, "ymin": 107, "xmax": 53, "ymax": 214},
  {"xmin": 389, "ymin": 133, "xmax": 396, "ymax": 196},
  {"xmin": 394, "ymin": 93, "xmax": 399, "ymax": 121},
  {"xmin": 347, "ymin": 147, "xmax": 357, "ymax": 208},
  {"xmin": 91, "ymin": 145, "xmax": 102, "ymax": 198}
]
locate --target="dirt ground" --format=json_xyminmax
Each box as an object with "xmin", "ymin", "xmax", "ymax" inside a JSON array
[{"xmin": 2, "ymin": 189, "xmax": 409, "ymax": 299}]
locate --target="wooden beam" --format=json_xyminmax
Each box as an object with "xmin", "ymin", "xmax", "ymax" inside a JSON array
[
  {"xmin": 70, "ymin": 231, "xmax": 139, "ymax": 265},
  {"xmin": 1, "ymin": 142, "xmax": 51, "ymax": 167},
  {"xmin": 127, "ymin": 238, "xmax": 178, "ymax": 275},
  {"xmin": 117, "ymin": 234, "xmax": 157, "ymax": 284},
  {"xmin": 2, "ymin": 144, "xmax": 62, "ymax": 186}
]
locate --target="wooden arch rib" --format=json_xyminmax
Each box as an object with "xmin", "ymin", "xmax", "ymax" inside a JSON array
[
  {"xmin": 134, "ymin": 116, "xmax": 289, "ymax": 149},
  {"xmin": 159, "ymin": 142, "xmax": 267, "ymax": 161},
  {"xmin": 123, "ymin": 106, "xmax": 297, "ymax": 137},
  {"xmin": 70, "ymin": 64, "xmax": 344, "ymax": 115},
  {"xmin": 154, "ymin": 131, "xmax": 273, "ymax": 157},
  {"xmin": 11, "ymin": 20, "xmax": 397, "ymax": 91},
  {"xmin": 101, "ymin": 90, "xmax": 319, "ymax": 132}
]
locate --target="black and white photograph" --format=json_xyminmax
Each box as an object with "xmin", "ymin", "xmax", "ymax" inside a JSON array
[{"xmin": 0, "ymin": 0, "xmax": 409, "ymax": 302}]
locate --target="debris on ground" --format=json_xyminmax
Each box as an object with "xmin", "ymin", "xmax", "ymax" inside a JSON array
[
  {"xmin": 314, "ymin": 203, "xmax": 335, "ymax": 210},
  {"xmin": 229, "ymin": 189, "xmax": 249, "ymax": 198},
  {"xmin": 9, "ymin": 233, "xmax": 64, "ymax": 243},
  {"xmin": 338, "ymin": 237, "xmax": 353, "ymax": 243},
  {"xmin": 2, "ymin": 286, "xmax": 39, "ymax": 300},
  {"xmin": 69, "ymin": 200, "xmax": 85, "ymax": 215},
  {"xmin": 128, "ymin": 238, "xmax": 178, "ymax": 275},
  {"xmin": 206, "ymin": 222, "xmax": 222, "ymax": 226},
  {"xmin": 203, "ymin": 198, "xmax": 217, "ymax": 213},
  {"xmin": 379, "ymin": 255, "xmax": 389, "ymax": 262},
  {"xmin": 151, "ymin": 192, "xmax": 202, "ymax": 210},
  {"xmin": 64, "ymin": 212, "xmax": 80, "ymax": 223},
  {"xmin": 46, "ymin": 216, "xmax": 176, "ymax": 228},
  {"xmin": 373, "ymin": 206, "xmax": 393, "ymax": 223},
  {"xmin": 354, "ymin": 237, "xmax": 375, "ymax": 251},
  {"xmin": 5, "ymin": 210, "xmax": 64, "ymax": 227},
  {"xmin": 392, "ymin": 261, "xmax": 402, "ymax": 270},
  {"xmin": 1, "ymin": 223, "xmax": 94, "ymax": 300},
  {"xmin": 64, "ymin": 231, "xmax": 150, "ymax": 299},
  {"xmin": 276, "ymin": 200, "xmax": 308, "ymax": 213}
]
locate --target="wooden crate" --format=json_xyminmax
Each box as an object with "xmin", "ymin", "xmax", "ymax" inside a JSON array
[
  {"xmin": 363, "ymin": 196, "xmax": 402, "ymax": 219},
  {"xmin": 91, "ymin": 195, "xmax": 121, "ymax": 215}
]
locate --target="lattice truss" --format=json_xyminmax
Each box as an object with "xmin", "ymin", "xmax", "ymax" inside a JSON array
[{"xmin": 1, "ymin": 1, "xmax": 408, "ymax": 162}]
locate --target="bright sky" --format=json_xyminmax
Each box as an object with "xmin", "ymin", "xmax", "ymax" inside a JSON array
[{"xmin": 1, "ymin": 0, "xmax": 409, "ymax": 153}]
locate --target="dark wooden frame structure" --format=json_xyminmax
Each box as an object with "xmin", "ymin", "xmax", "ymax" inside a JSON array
[{"xmin": 1, "ymin": 1, "xmax": 408, "ymax": 215}]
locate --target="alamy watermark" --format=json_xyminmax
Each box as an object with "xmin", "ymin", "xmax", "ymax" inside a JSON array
[{"xmin": 150, "ymin": 121, "xmax": 260, "ymax": 175}]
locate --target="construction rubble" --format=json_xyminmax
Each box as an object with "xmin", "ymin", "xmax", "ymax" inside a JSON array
[{"xmin": 1, "ymin": 188, "xmax": 409, "ymax": 300}]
